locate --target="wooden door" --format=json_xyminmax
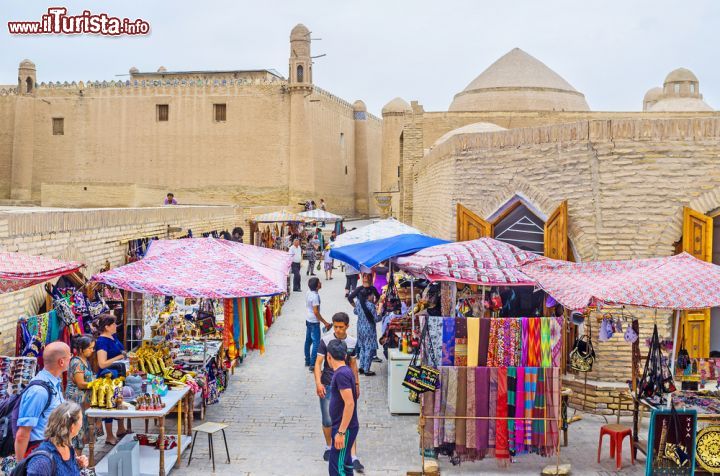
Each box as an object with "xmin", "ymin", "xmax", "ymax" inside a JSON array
[
  {"xmin": 456, "ymin": 203, "xmax": 492, "ymax": 241},
  {"xmin": 543, "ymin": 201, "xmax": 572, "ymax": 372},
  {"xmin": 544, "ymin": 200, "xmax": 568, "ymax": 260},
  {"xmin": 681, "ymin": 207, "xmax": 713, "ymax": 358}
]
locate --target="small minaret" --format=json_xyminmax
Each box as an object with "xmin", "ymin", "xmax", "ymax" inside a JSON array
[
  {"xmin": 287, "ymin": 24, "xmax": 314, "ymax": 208},
  {"xmin": 11, "ymin": 59, "xmax": 37, "ymax": 200},
  {"xmin": 18, "ymin": 59, "xmax": 36, "ymax": 95},
  {"xmin": 289, "ymin": 24, "xmax": 312, "ymax": 87}
]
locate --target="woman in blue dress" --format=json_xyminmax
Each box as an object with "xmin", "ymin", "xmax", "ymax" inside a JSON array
[
  {"xmin": 347, "ymin": 274, "xmax": 381, "ymax": 376},
  {"xmin": 94, "ymin": 314, "xmax": 128, "ymax": 445}
]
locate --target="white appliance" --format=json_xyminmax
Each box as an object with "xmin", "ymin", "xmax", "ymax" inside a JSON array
[{"xmin": 387, "ymin": 347, "xmax": 420, "ymax": 414}]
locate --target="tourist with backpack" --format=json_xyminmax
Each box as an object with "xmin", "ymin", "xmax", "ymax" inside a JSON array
[
  {"xmin": 13, "ymin": 342, "xmax": 70, "ymax": 459},
  {"xmin": 12, "ymin": 401, "xmax": 87, "ymax": 476}
]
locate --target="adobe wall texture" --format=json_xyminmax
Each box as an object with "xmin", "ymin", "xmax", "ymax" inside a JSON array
[
  {"xmin": 412, "ymin": 117, "xmax": 720, "ymax": 387},
  {"xmin": 0, "ymin": 97, "xmax": 14, "ymax": 199},
  {"xmin": 0, "ymin": 79, "xmax": 383, "ymax": 217},
  {"xmin": 0, "ymin": 205, "xmax": 242, "ymax": 354}
]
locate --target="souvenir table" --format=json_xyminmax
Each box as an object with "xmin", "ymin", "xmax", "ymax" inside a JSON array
[
  {"xmin": 631, "ymin": 386, "xmax": 720, "ymax": 460},
  {"xmin": 171, "ymin": 339, "xmax": 227, "ymax": 418},
  {"xmin": 87, "ymin": 387, "xmax": 193, "ymax": 476}
]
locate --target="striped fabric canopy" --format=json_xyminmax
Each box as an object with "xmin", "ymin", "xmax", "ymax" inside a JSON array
[
  {"xmin": 298, "ymin": 209, "xmax": 343, "ymax": 222},
  {"xmin": 253, "ymin": 210, "xmax": 307, "ymax": 223},
  {"xmin": 0, "ymin": 251, "xmax": 83, "ymax": 294},
  {"xmin": 395, "ymin": 237, "xmax": 541, "ymax": 286},
  {"xmin": 521, "ymin": 252, "xmax": 720, "ymax": 310},
  {"xmin": 93, "ymin": 238, "xmax": 292, "ymax": 298}
]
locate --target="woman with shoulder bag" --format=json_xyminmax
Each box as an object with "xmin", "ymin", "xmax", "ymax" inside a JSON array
[
  {"xmin": 347, "ymin": 274, "xmax": 381, "ymax": 376},
  {"xmin": 64, "ymin": 334, "xmax": 95, "ymax": 450}
]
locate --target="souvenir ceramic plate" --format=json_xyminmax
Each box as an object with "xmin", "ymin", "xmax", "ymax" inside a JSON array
[{"xmin": 696, "ymin": 425, "xmax": 720, "ymax": 472}]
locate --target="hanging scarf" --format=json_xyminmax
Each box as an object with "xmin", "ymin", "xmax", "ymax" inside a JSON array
[
  {"xmin": 541, "ymin": 318, "xmax": 552, "ymax": 368},
  {"xmin": 506, "ymin": 318, "xmax": 522, "ymax": 367},
  {"xmin": 488, "ymin": 368, "xmax": 498, "ymax": 452},
  {"xmin": 466, "ymin": 368, "xmax": 476, "ymax": 450},
  {"xmin": 531, "ymin": 368, "xmax": 546, "ymax": 453},
  {"xmin": 478, "ymin": 318, "xmax": 491, "ymax": 367},
  {"xmin": 422, "ymin": 390, "xmax": 436, "ymax": 451},
  {"xmin": 521, "ymin": 318, "xmax": 530, "ymax": 367},
  {"xmin": 442, "ymin": 318, "xmax": 456, "ymax": 366},
  {"xmin": 467, "ymin": 318, "xmax": 480, "ymax": 367},
  {"xmin": 514, "ymin": 366, "xmax": 526, "ymax": 454},
  {"xmin": 454, "ymin": 318, "xmax": 468, "ymax": 367},
  {"xmin": 476, "ymin": 367, "xmax": 489, "ymax": 452},
  {"xmin": 425, "ymin": 316, "xmax": 443, "ymax": 368},
  {"xmin": 442, "ymin": 366, "xmax": 458, "ymax": 444},
  {"xmin": 495, "ymin": 367, "xmax": 509, "ymax": 460},
  {"xmin": 433, "ymin": 378, "xmax": 444, "ymax": 448},
  {"xmin": 233, "ymin": 299, "xmax": 242, "ymax": 355},
  {"xmin": 223, "ymin": 299, "xmax": 237, "ymax": 359},
  {"xmin": 545, "ymin": 367, "xmax": 560, "ymax": 455},
  {"xmin": 507, "ymin": 367, "xmax": 517, "ymax": 455},
  {"xmin": 524, "ymin": 367, "xmax": 537, "ymax": 447},
  {"xmin": 527, "ymin": 319, "xmax": 541, "ymax": 367},
  {"xmin": 550, "ymin": 316, "xmax": 563, "ymax": 368},
  {"xmin": 455, "ymin": 367, "xmax": 467, "ymax": 454},
  {"xmin": 487, "ymin": 318, "xmax": 501, "ymax": 367}
]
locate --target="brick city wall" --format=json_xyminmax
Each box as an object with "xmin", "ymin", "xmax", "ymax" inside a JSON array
[
  {"xmin": 0, "ymin": 205, "xmax": 242, "ymax": 354},
  {"xmin": 0, "ymin": 79, "xmax": 383, "ymax": 217}
]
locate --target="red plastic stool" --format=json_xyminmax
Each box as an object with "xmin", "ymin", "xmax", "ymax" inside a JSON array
[{"xmin": 597, "ymin": 424, "xmax": 634, "ymax": 469}]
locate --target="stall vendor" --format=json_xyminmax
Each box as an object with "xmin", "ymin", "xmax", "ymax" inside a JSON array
[{"xmin": 94, "ymin": 314, "xmax": 128, "ymax": 445}]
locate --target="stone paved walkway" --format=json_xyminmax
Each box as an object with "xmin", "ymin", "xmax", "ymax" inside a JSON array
[{"xmin": 159, "ymin": 259, "xmax": 650, "ymax": 475}]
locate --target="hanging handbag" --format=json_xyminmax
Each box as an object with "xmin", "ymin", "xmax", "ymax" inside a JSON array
[
  {"xmin": 663, "ymin": 403, "xmax": 690, "ymax": 469},
  {"xmin": 53, "ymin": 298, "xmax": 77, "ymax": 326},
  {"xmin": 676, "ymin": 325, "xmax": 691, "ymax": 371},
  {"xmin": 402, "ymin": 320, "xmax": 440, "ymax": 394},
  {"xmin": 569, "ymin": 334, "xmax": 596, "ymax": 372}
]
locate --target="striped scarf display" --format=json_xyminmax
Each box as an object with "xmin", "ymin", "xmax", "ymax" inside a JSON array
[{"xmin": 540, "ymin": 318, "xmax": 552, "ymax": 368}]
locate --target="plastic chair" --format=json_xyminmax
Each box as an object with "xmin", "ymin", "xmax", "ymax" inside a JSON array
[{"xmin": 597, "ymin": 424, "xmax": 634, "ymax": 469}]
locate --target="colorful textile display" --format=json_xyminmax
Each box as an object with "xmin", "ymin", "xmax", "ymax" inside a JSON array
[
  {"xmin": 467, "ymin": 318, "xmax": 480, "ymax": 367},
  {"xmin": 454, "ymin": 318, "xmax": 468, "ymax": 366},
  {"xmin": 442, "ymin": 317, "xmax": 557, "ymax": 369},
  {"xmin": 442, "ymin": 317, "xmax": 456, "ymax": 366}
]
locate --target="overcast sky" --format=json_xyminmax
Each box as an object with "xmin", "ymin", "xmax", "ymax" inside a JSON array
[{"xmin": 1, "ymin": 0, "xmax": 718, "ymax": 115}]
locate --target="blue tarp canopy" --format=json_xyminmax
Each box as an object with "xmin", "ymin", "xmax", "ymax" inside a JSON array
[{"xmin": 330, "ymin": 233, "xmax": 450, "ymax": 271}]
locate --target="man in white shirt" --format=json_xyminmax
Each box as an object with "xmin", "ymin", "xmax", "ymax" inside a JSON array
[
  {"xmin": 305, "ymin": 277, "xmax": 330, "ymax": 370},
  {"xmin": 289, "ymin": 238, "xmax": 303, "ymax": 292}
]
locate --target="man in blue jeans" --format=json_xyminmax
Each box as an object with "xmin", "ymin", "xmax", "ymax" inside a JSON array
[
  {"xmin": 305, "ymin": 277, "xmax": 330, "ymax": 372},
  {"xmin": 315, "ymin": 313, "xmax": 362, "ymax": 472},
  {"xmin": 325, "ymin": 339, "xmax": 359, "ymax": 476}
]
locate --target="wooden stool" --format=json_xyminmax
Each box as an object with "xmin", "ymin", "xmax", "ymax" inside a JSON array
[
  {"xmin": 187, "ymin": 422, "xmax": 230, "ymax": 471},
  {"xmin": 597, "ymin": 424, "xmax": 634, "ymax": 470}
]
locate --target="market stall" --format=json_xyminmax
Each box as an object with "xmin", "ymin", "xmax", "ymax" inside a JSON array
[
  {"xmin": 90, "ymin": 238, "xmax": 292, "ymax": 475},
  {"xmin": 394, "ymin": 238, "xmax": 568, "ymax": 473},
  {"xmin": 0, "ymin": 250, "xmax": 83, "ymax": 294},
  {"xmin": 521, "ymin": 251, "xmax": 720, "ymax": 474},
  {"xmin": 251, "ymin": 210, "xmax": 307, "ymax": 250},
  {"xmin": 298, "ymin": 209, "xmax": 343, "ymax": 223}
]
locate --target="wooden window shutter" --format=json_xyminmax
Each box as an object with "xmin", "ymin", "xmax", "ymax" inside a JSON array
[
  {"xmin": 456, "ymin": 203, "xmax": 493, "ymax": 241},
  {"xmin": 52, "ymin": 118, "xmax": 64, "ymax": 135},
  {"xmin": 214, "ymin": 104, "xmax": 227, "ymax": 122},
  {"xmin": 157, "ymin": 104, "xmax": 169, "ymax": 122},
  {"xmin": 681, "ymin": 206, "xmax": 713, "ymax": 358},
  {"xmin": 544, "ymin": 200, "xmax": 568, "ymax": 260}
]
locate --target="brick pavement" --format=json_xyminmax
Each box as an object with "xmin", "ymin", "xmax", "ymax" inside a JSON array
[{"xmin": 160, "ymin": 263, "xmax": 650, "ymax": 476}]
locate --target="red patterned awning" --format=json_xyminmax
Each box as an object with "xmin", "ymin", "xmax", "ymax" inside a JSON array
[
  {"xmin": 521, "ymin": 252, "xmax": 720, "ymax": 310},
  {"xmin": 395, "ymin": 238, "xmax": 542, "ymax": 286},
  {"xmin": 93, "ymin": 238, "xmax": 292, "ymax": 298},
  {"xmin": 0, "ymin": 251, "xmax": 83, "ymax": 294}
]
